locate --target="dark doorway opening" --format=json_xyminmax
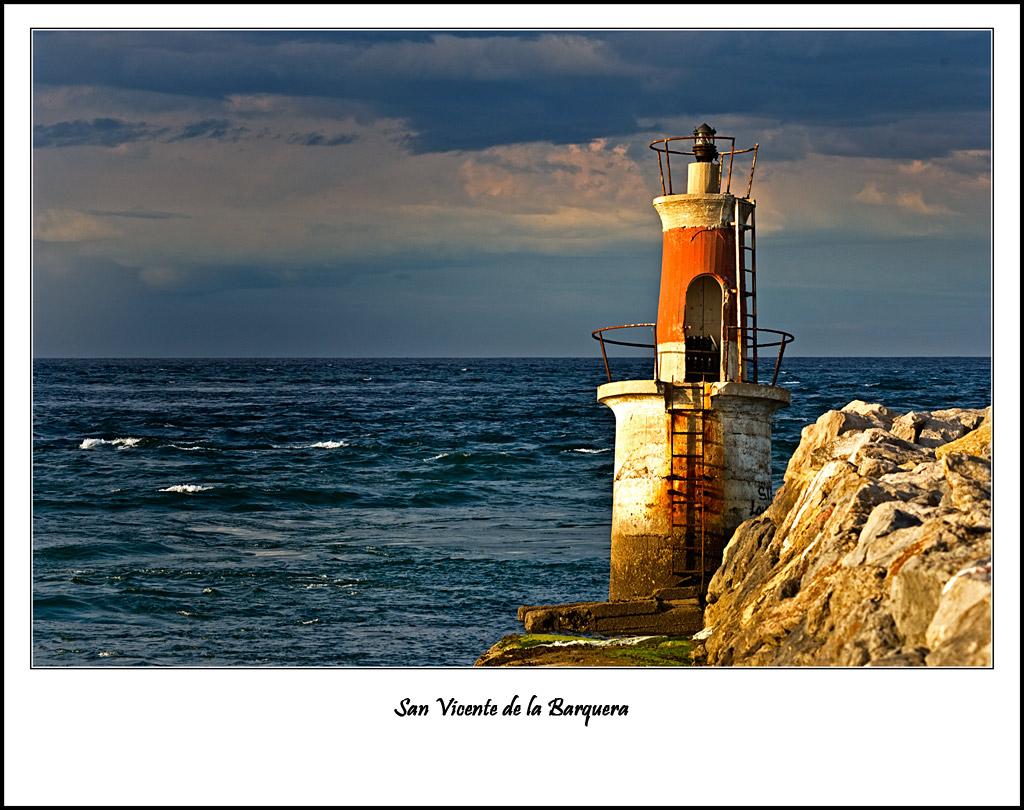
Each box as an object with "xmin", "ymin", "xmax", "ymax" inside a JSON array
[{"xmin": 684, "ymin": 275, "xmax": 722, "ymax": 382}]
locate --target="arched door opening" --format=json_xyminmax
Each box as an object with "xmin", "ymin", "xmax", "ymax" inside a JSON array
[{"xmin": 683, "ymin": 275, "xmax": 723, "ymax": 382}]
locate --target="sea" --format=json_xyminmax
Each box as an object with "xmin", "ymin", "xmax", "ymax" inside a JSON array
[{"xmin": 32, "ymin": 356, "xmax": 991, "ymax": 666}]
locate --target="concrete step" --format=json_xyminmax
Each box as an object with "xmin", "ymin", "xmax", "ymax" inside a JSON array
[
  {"xmin": 518, "ymin": 599, "xmax": 659, "ymax": 623},
  {"xmin": 518, "ymin": 599, "xmax": 702, "ymax": 636},
  {"xmin": 653, "ymin": 586, "xmax": 701, "ymax": 601}
]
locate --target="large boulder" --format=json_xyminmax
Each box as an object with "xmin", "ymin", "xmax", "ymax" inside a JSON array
[
  {"xmin": 890, "ymin": 407, "xmax": 988, "ymax": 449},
  {"xmin": 701, "ymin": 403, "xmax": 992, "ymax": 667}
]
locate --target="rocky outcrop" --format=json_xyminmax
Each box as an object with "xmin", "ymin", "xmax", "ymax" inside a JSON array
[{"xmin": 701, "ymin": 402, "xmax": 991, "ymax": 667}]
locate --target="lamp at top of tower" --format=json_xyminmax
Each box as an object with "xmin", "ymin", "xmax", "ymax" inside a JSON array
[{"xmin": 692, "ymin": 122, "xmax": 718, "ymax": 163}]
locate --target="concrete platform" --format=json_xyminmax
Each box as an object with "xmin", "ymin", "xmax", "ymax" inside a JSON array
[{"xmin": 518, "ymin": 588, "xmax": 703, "ymax": 636}]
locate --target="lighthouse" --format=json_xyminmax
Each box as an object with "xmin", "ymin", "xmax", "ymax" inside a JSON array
[{"xmin": 519, "ymin": 124, "xmax": 793, "ymax": 635}]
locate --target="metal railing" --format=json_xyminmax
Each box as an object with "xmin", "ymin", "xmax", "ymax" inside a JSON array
[
  {"xmin": 591, "ymin": 323, "xmax": 657, "ymax": 384},
  {"xmin": 648, "ymin": 135, "xmax": 759, "ymax": 198},
  {"xmin": 729, "ymin": 326, "xmax": 795, "ymax": 386},
  {"xmin": 592, "ymin": 323, "xmax": 794, "ymax": 386}
]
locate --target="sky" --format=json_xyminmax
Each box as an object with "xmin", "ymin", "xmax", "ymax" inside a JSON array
[{"xmin": 31, "ymin": 30, "xmax": 992, "ymax": 357}]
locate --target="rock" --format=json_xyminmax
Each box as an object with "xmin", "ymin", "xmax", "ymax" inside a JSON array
[
  {"xmin": 841, "ymin": 400, "xmax": 896, "ymax": 427},
  {"xmin": 842, "ymin": 500, "xmax": 934, "ymax": 568},
  {"xmin": 935, "ymin": 408, "xmax": 991, "ymax": 460},
  {"xmin": 879, "ymin": 462, "xmax": 947, "ymax": 506},
  {"xmin": 891, "ymin": 408, "xmax": 987, "ymax": 449},
  {"xmin": 941, "ymin": 452, "xmax": 991, "ymax": 513},
  {"xmin": 925, "ymin": 559, "xmax": 991, "ymax": 666},
  {"xmin": 931, "ymin": 407, "xmax": 988, "ymax": 433},
  {"xmin": 890, "ymin": 411, "xmax": 927, "ymax": 444},
  {"xmin": 703, "ymin": 402, "xmax": 992, "ymax": 667},
  {"xmin": 867, "ymin": 648, "xmax": 929, "ymax": 667},
  {"xmin": 831, "ymin": 427, "xmax": 934, "ymax": 477},
  {"xmin": 887, "ymin": 513, "xmax": 986, "ymax": 647},
  {"xmin": 783, "ymin": 404, "xmax": 894, "ymax": 482}
]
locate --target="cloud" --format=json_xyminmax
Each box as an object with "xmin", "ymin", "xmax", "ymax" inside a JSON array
[
  {"xmin": 286, "ymin": 131, "xmax": 358, "ymax": 147},
  {"xmin": 34, "ymin": 115, "xmax": 361, "ymax": 150},
  {"xmin": 32, "ymin": 117, "xmax": 167, "ymax": 148},
  {"xmin": 336, "ymin": 33, "xmax": 636, "ymax": 81},
  {"xmin": 459, "ymin": 139, "xmax": 648, "ymax": 208},
  {"xmin": 34, "ymin": 209, "xmax": 121, "ymax": 242},
  {"xmin": 733, "ymin": 145, "xmax": 987, "ymax": 239},
  {"xmin": 165, "ymin": 118, "xmax": 248, "ymax": 142},
  {"xmin": 28, "ymin": 32, "xmax": 991, "ymax": 357},
  {"xmin": 645, "ymin": 110, "xmax": 991, "ymax": 166},
  {"xmin": 31, "ymin": 30, "xmax": 990, "ymax": 155},
  {"xmin": 853, "ymin": 183, "xmax": 888, "ymax": 206},
  {"xmin": 854, "ymin": 182, "xmax": 953, "ymax": 216}
]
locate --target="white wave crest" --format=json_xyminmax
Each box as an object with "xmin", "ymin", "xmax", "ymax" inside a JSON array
[
  {"xmin": 80, "ymin": 437, "xmax": 142, "ymax": 449},
  {"xmin": 425, "ymin": 452, "xmax": 450, "ymax": 461},
  {"xmin": 307, "ymin": 440, "xmax": 349, "ymax": 449},
  {"xmin": 169, "ymin": 444, "xmax": 207, "ymax": 451},
  {"xmin": 159, "ymin": 484, "xmax": 213, "ymax": 493},
  {"xmin": 109, "ymin": 437, "xmax": 141, "ymax": 448},
  {"xmin": 566, "ymin": 448, "xmax": 611, "ymax": 454}
]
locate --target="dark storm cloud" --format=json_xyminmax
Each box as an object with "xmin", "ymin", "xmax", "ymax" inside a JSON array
[
  {"xmin": 286, "ymin": 131, "xmax": 358, "ymax": 146},
  {"xmin": 34, "ymin": 116, "xmax": 358, "ymax": 149},
  {"xmin": 32, "ymin": 116, "xmax": 241, "ymax": 147},
  {"xmin": 32, "ymin": 116, "xmax": 167, "ymax": 148},
  {"xmin": 32, "ymin": 30, "xmax": 990, "ymax": 157},
  {"xmin": 165, "ymin": 117, "xmax": 247, "ymax": 142}
]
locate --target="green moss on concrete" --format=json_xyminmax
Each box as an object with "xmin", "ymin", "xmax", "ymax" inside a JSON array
[
  {"xmin": 479, "ymin": 634, "xmax": 696, "ymax": 666},
  {"xmin": 603, "ymin": 638, "xmax": 695, "ymax": 666}
]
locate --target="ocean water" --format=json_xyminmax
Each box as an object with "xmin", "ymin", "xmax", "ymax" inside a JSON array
[{"xmin": 32, "ymin": 357, "xmax": 990, "ymax": 666}]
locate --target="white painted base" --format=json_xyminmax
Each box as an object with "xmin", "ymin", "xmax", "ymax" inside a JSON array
[{"xmin": 597, "ymin": 379, "xmax": 790, "ymax": 600}]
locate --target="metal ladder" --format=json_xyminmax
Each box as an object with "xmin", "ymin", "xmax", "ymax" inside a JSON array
[
  {"xmin": 734, "ymin": 200, "xmax": 758, "ymax": 383},
  {"xmin": 665, "ymin": 383, "xmax": 717, "ymax": 593}
]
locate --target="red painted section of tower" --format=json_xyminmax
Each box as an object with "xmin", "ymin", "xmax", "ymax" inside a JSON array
[{"xmin": 655, "ymin": 226, "xmax": 739, "ymax": 347}]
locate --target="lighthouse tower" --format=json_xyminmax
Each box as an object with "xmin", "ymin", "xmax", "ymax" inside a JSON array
[
  {"xmin": 593, "ymin": 124, "xmax": 793, "ymax": 603},
  {"xmin": 517, "ymin": 124, "xmax": 793, "ymax": 635}
]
